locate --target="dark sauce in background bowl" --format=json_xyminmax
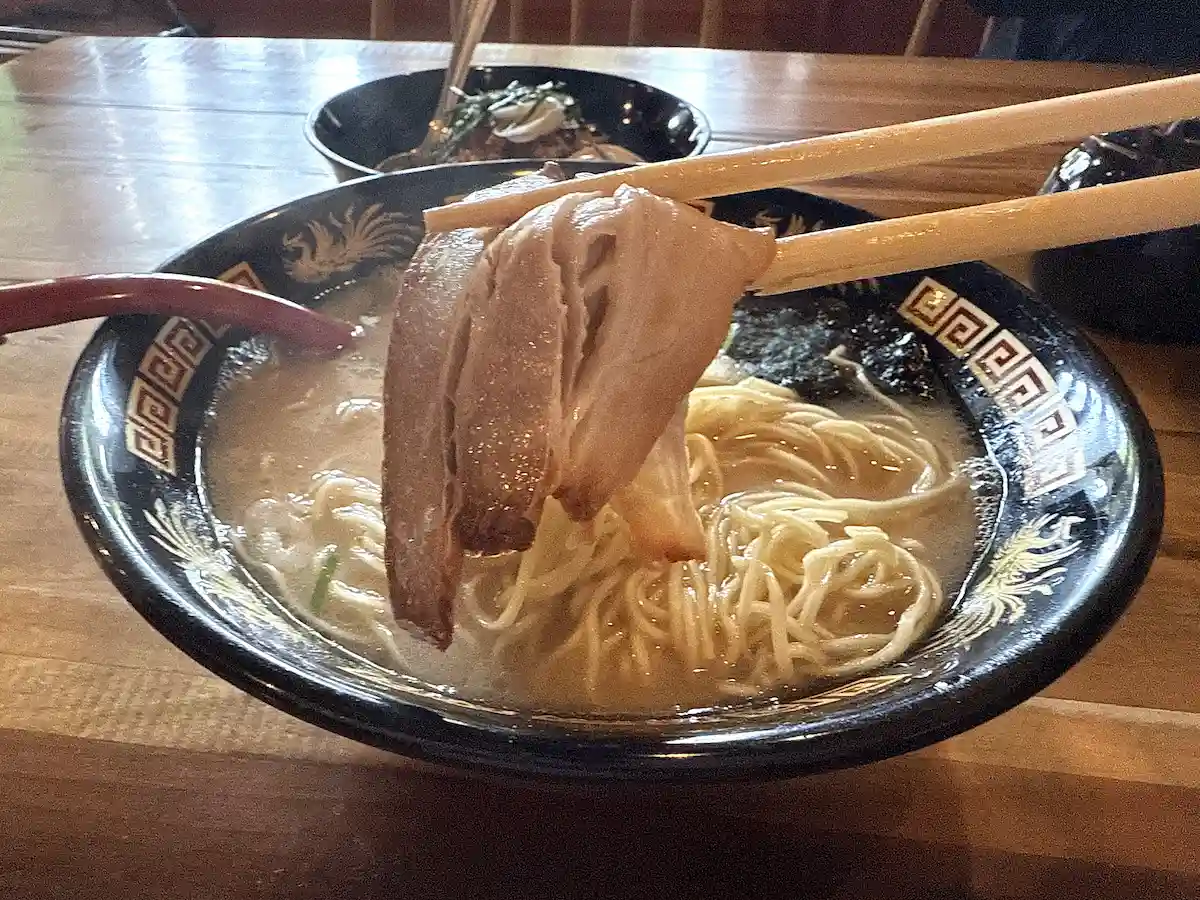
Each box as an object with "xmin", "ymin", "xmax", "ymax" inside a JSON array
[{"xmin": 1033, "ymin": 119, "xmax": 1200, "ymax": 343}]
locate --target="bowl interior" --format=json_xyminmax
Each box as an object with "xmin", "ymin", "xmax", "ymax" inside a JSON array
[
  {"xmin": 60, "ymin": 161, "xmax": 1163, "ymax": 779},
  {"xmin": 307, "ymin": 66, "xmax": 711, "ymax": 177}
]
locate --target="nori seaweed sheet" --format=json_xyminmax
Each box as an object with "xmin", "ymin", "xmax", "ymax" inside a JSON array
[{"xmin": 726, "ymin": 289, "xmax": 941, "ymax": 403}]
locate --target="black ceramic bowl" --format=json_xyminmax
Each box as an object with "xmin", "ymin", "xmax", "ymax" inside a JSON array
[
  {"xmin": 305, "ymin": 66, "xmax": 710, "ymax": 181},
  {"xmin": 61, "ymin": 160, "xmax": 1163, "ymax": 781},
  {"xmin": 1034, "ymin": 120, "xmax": 1200, "ymax": 343}
]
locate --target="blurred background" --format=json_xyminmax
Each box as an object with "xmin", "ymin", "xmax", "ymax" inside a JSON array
[{"xmin": 0, "ymin": 0, "xmax": 989, "ymax": 56}]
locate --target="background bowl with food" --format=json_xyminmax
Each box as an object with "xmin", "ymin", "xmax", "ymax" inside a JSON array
[{"xmin": 305, "ymin": 66, "xmax": 711, "ymax": 181}]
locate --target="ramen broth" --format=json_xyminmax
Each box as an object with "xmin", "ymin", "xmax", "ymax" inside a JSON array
[{"xmin": 206, "ymin": 272, "xmax": 992, "ymax": 712}]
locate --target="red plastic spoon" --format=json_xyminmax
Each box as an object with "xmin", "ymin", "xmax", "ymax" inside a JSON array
[{"xmin": 0, "ymin": 273, "xmax": 358, "ymax": 356}]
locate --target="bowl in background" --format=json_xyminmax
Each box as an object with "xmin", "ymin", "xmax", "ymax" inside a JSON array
[
  {"xmin": 59, "ymin": 161, "xmax": 1163, "ymax": 780},
  {"xmin": 305, "ymin": 66, "xmax": 711, "ymax": 181},
  {"xmin": 1033, "ymin": 120, "xmax": 1200, "ymax": 344}
]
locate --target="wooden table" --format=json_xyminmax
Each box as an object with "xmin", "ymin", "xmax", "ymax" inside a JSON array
[{"xmin": 0, "ymin": 37, "xmax": 1196, "ymax": 899}]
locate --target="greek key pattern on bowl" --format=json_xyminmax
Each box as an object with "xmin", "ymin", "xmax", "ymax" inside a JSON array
[
  {"xmin": 123, "ymin": 262, "xmax": 264, "ymax": 475},
  {"xmin": 899, "ymin": 277, "xmax": 1085, "ymax": 497}
]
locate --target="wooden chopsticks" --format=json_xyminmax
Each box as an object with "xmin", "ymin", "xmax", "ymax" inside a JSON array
[
  {"xmin": 749, "ymin": 167, "xmax": 1200, "ymax": 294},
  {"xmin": 422, "ymin": 73, "xmax": 1200, "ymax": 233}
]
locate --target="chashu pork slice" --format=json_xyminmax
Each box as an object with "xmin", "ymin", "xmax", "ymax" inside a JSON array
[
  {"xmin": 449, "ymin": 184, "xmax": 774, "ymax": 562},
  {"xmin": 553, "ymin": 185, "xmax": 777, "ymax": 522},
  {"xmin": 451, "ymin": 191, "xmax": 600, "ymax": 555},
  {"xmin": 381, "ymin": 167, "xmax": 566, "ymax": 649},
  {"xmin": 385, "ymin": 174, "xmax": 776, "ymax": 648}
]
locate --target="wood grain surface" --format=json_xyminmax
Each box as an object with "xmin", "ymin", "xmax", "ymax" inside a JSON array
[{"xmin": 0, "ymin": 37, "xmax": 1196, "ymax": 899}]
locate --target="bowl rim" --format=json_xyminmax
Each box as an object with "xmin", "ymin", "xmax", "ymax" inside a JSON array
[
  {"xmin": 58, "ymin": 164, "xmax": 1165, "ymax": 781},
  {"xmin": 303, "ymin": 64, "xmax": 714, "ymax": 178}
]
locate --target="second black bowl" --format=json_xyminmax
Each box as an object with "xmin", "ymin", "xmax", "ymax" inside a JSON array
[
  {"xmin": 306, "ymin": 65, "xmax": 711, "ymax": 181},
  {"xmin": 1033, "ymin": 121, "xmax": 1200, "ymax": 343}
]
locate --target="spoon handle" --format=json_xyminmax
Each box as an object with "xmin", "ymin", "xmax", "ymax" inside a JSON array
[{"xmin": 0, "ymin": 274, "xmax": 356, "ymax": 355}]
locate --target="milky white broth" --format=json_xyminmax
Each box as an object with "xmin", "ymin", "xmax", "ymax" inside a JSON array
[{"xmin": 205, "ymin": 271, "xmax": 991, "ymax": 713}]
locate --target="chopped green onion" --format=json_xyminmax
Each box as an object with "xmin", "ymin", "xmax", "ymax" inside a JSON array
[
  {"xmin": 310, "ymin": 548, "xmax": 339, "ymax": 613},
  {"xmin": 435, "ymin": 80, "xmax": 582, "ymax": 161},
  {"xmin": 513, "ymin": 93, "xmax": 548, "ymax": 128},
  {"xmin": 720, "ymin": 323, "xmax": 738, "ymax": 353}
]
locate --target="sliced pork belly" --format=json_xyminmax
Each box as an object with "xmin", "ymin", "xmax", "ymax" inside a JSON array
[
  {"xmin": 451, "ymin": 185, "xmax": 773, "ymax": 557},
  {"xmin": 382, "ymin": 167, "xmax": 566, "ymax": 649},
  {"xmin": 553, "ymin": 186, "xmax": 777, "ymax": 521},
  {"xmin": 452, "ymin": 192, "xmax": 599, "ymax": 555}
]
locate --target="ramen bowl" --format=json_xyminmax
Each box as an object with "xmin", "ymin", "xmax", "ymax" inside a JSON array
[
  {"xmin": 305, "ymin": 66, "xmax": 711, "ymax": 181},
  {"xmin": 60, "ymin": 160, "xmax": 1163, "ymax": 781}
]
